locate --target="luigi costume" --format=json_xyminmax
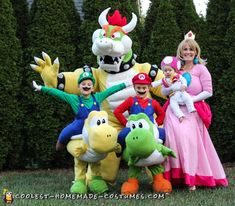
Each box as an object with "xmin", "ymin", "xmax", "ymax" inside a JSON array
[{"xmin": 41, "ymin": 71, "xmax": 128, "ymax": 146}]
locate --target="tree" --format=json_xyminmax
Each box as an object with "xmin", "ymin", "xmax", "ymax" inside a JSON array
[
  {"xmin": 0, "ymin": 0, "xmax": 23, "ymax": 169},
  {"xmin": 210, "ymin": 0, "xmax": 235, "ymax": 162},
  {"xmin": 206, "ymin": 0, "xmax": 231, "ymax": 82},
  {"xmin": 79, "ymin": 0, "xmax": 142, "ymax": 67},
  {"xmin": 171, "ymin": 0, "xmax": 200, "ymax": 34},
  {"xmin": 139, "ymin": 0, "xmax": 160, "ymax": 62},
  {"xmin": 22, "ymin": 0, "xmax": 81, "ymax": 168},
  {"xmin": 170, "ymin": 0, "xmax": 208, "ymax": 56},
  {"xmin": 10, "ymin": 0, "xmax": 29, "ymax": 49},
  {"xmin": 205, "ymin": 0, "xmax": 231, "ymax": 162},
  {"xmin": 146, "ymin": 0, "xmax": 181, "ymax": 65}
]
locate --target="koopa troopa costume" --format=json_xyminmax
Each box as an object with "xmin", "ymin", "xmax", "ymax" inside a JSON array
[
  {"xmin": 121, "ymin": 113, "xmax": 176, "ymax": 194},
  {"xmin": 30, "ymin": 8, "xmax": 165, "ymax": 183},
  {"xmin": 69, "ymin": 110, "xmax": 121, "ymax": 194}
]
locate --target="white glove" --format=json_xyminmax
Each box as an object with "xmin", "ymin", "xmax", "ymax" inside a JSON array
[
  {"xmin": 124, "ymin": 79, "xmax": 132, "ymax": 87},
  {"xmin": 32, "ymin": 81, "xmax": 42, "ymax": 91},
  {"xmin": 126, "ymin": 122, "xmax": 130, "ymax": 128},
  {"xmin": 191, "ymin": 91, "xmax": 212, "ymax": 102},
  {"xmin": 151, "ymin": 80, "xmax": 161, "ymax": 88}
]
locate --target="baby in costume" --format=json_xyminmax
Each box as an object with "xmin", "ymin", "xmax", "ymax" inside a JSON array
[{"xmin": 152, "ymin": 56, "xmax": 196, "ymax": 122}]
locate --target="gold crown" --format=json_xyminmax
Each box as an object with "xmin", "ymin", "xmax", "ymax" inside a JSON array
[{"xmin": 184, "ymin": 31, "xmax": 195, "ymax": 40}]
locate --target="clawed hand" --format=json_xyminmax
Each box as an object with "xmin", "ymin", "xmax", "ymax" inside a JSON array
[{"xmin": 30, "ymin": 52, "xmax": 60, "ymax": 88}]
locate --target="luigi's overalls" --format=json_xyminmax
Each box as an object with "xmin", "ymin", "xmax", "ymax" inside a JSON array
[
  {"xmin": 118, "ymin": 97, "xmax": 165, "ymax": 149},
  {"xmin": 58, "ymin": 95, "xmax": 100, "ymax": 145}
]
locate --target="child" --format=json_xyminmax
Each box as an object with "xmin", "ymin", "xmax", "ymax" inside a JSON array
[
  {"xmin": 32, "ymin": 71, "xmax": 130, "ymax": 151},
  {"xmin": 114, "ymin": 72, "xmax": 165, "ymax": 149},
  {"xmin": 151, "ymin": 56, "xmax": 196, "ymax": 122}
]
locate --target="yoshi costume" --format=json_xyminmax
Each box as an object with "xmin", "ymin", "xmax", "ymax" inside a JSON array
[
  {"xmin": 30, "ymin": 8, "xmax": 165, "ymax": 183},
  {"xmin": 121, "ymin": 113, "xmax": 176, "ymax": 194},
  {"xmin": 69, "ymin": 111, "xmax": 121, "ymax": 194}
]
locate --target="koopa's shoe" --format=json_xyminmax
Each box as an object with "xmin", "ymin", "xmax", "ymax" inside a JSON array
[
  {"xmin": 121, "ymin": 178, "xmax": 139, "ymax": 195},
  {"xmin": 88, "ymin": 176, "xmax": 108, "ymax": 194},
  {"xmin": 153, "ymin": 174, "xmax": 172, "ymax": 193},
  {"xmin": 70, "ymin": 179, "xmax": 87, "ymax": 194}
]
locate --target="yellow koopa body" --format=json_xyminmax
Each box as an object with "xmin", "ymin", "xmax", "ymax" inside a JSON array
[{"xmin": 67, "ymin": 111, "xmax": 120, "ymax": 184}]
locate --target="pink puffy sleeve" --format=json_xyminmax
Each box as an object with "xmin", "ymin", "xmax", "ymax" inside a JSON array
[{"xmin": 199, "ymin": 65, "xmax": 213, "ymax": 93}]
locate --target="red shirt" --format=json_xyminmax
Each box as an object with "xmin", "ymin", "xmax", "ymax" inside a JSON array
[{"xmin": 114, "ymin": 96, "xmax": 165, "ymax": 126}]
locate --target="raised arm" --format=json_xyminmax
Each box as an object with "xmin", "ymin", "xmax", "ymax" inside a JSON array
[
  {"xmin": 32, "ymin": 81, "xmax": 77, "ymax": 106},
  {"xmin": 30, "ymin": 52, "xmax": 59, "ymax": 88},
  {"xmin": 95, "ymin": 81, "xmax": 131, "ymax": 103},
  {"xmin": 151, "ymin": 79, "xmax": 162, "ymax": 88},
  {"xmin": 30, "ymin": 52, "xmax": 89, "ymax": 94}
]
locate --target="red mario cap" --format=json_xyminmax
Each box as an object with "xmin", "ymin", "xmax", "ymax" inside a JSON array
[{"xmin": 132, "ymin": 73, "xmax": 152, "ymax": 85}]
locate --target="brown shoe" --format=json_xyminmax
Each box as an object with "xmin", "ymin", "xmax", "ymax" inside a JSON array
[{"xmin": 56, "ymin": 141, "xmax": 65, "ymax": 151}]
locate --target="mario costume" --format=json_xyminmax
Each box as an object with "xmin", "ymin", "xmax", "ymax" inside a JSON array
[
  {"xmin": 152, "ymin": 56, "xmax": 196, "ymax": 120},
  {"xmin": 114, "ymin": 73, "xmax": 165, "ymax": 149}
]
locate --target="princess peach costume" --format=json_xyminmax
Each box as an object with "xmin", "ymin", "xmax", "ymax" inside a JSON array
[{"xmin": 164, "ymin": 63, "xmax": 228, "ymax": 187}]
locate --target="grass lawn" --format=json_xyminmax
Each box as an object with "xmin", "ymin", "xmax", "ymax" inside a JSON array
[{"xmin": 1, "ymin": 163, "xmax": 234, "ymax": 206}]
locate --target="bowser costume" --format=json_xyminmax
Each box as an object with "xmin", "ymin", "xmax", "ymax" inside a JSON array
[
  {"xmin": 30, "ymin": 8, "xmax": 165, "ymax": 183},
  {"xmin": 114, "ymin": 73, "xmax": 165, "ymax": 149}
]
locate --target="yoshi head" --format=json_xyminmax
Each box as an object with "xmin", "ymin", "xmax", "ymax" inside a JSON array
[
  {"xmin": 82, "ymin": 111, "xmax": 118, "ymax": 153},
  {"xmin": 125, "ymin": 113, "xmax": 156, "ymax": 158}
]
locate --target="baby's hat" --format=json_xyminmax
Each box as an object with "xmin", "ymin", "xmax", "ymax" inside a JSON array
[{"xmin": 160, "ymin": 56, "xmax": 181, "ymax": 73}]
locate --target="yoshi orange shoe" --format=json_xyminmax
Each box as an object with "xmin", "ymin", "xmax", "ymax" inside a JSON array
[
  {"xmin": 121, "ymin": 178, "xmax": 139, "ymax": 195},
  {"xmin": 153, "ymin": 174, "xmax": 172, "ymax": 193}
]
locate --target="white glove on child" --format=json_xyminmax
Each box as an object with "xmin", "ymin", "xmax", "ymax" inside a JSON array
[
  {"xmin": 32, "ymin": 81, "xmax": 42, "ymax": 92},
  {"xmin": 124, "ymin": 79, "xmax": 133, "ymax": 88}
]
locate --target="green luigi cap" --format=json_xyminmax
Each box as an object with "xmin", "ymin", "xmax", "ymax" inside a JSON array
[{"xmin": 78, "ymin": 72, "xmax": 95, "ymax": 85}]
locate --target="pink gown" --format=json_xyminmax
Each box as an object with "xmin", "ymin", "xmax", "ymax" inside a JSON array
[{"xmin": 164, "ymin": 64, "xmax": 228, "ymax": 187}]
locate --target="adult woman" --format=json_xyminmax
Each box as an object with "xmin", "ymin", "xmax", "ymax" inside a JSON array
[{"xmin": 163, "ymin": 31, "xmax": 228, "ymax": 191}]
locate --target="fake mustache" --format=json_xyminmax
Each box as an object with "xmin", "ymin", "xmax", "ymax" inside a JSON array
[
  {"xmin": 137, "ymin": 91, "xmax": 146, "ymax": 95},
  {"xmin": 82, "ymin": 86, "xmax": 92, "ymax": 91}
]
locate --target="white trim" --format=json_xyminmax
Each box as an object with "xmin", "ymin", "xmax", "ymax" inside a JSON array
[{"xmin": 70, "ymin": 134, "xmax": 83, "ymax": 139}]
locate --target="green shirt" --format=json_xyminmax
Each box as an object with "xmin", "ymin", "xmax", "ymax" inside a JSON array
[{"xmin": 41, "ymin": 83, "xmax": 126, "ymax": 114}]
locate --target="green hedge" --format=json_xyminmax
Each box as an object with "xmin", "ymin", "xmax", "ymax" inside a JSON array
[{"xmin": 0, "ymin": 0, "xmax": 234, "ymax": 169}]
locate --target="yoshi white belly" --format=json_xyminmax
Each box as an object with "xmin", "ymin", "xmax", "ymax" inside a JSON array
[
  {"xmin": 135, "ymin": 150, "xmax": 165, "ymax": 167},
  {"xmin": 79, "ymin": 148, "xmax": 107, "ymax": 163}
]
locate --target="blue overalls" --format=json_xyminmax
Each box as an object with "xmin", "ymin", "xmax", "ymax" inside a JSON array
[
  {"xmin": 58, "ymin": 95, "xmax": 100, "ymax": 145},
  {"xmin": 118, "ymin": 97, "xmax": 165, "ymax": 149}
]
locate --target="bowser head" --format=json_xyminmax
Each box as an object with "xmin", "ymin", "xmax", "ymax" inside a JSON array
[{"xmin": 92, "ymin": 8, "xmax": 137, "ymax": 73}]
